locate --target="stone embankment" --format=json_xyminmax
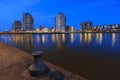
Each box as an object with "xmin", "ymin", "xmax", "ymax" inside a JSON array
[{"xmin": 0, "ymin": 42, "xmax": 87, "ymax": 80}]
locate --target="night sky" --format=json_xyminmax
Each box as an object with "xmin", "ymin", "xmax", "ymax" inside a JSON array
[{"xmin": 0, "ymin": 0, "xmax": 120, "ymax": 31}]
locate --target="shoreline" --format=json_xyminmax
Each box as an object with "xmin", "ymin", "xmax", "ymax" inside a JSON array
[
  {"xmin": 0, "ymin": 32, "xmax": 120, "ymax": 35},
  {"xmin": 0, "ymin": 42, "xmax": 87, "ymax": 80}
]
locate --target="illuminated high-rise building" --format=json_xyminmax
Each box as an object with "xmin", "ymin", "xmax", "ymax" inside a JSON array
[
  {"xmin": 66, "ymin": 26, "xmax": 75, "ymax": 32},
  {"xmin": 80, "ymin": 21, "xmax": 92, "ymax": 32},
  {"xmin": 55, "ymin": 12, "xmax": 66, "ymax": 32},
  {"xmin": 22, "ymin": 13, "xmax": 34, "ymax": 31},
  {"xmin": 12, "ymin": 20, "xmax": 22, "ymax": 32}
]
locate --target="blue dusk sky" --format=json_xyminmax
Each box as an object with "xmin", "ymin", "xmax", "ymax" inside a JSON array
[{"xmin": 0, "ymin": 0, "xmax": 120, "ymax": 31}]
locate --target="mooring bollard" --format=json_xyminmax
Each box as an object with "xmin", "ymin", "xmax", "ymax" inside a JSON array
[{"xmin": 29, "ymin": 51, "xmax": 48, "ymax": 77}]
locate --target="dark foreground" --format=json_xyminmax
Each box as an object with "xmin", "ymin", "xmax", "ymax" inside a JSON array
[{"xmin": 0, "ymin": 42, "xmax": 87, "ymax": 80}]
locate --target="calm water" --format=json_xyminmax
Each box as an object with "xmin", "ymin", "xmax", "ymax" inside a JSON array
[{"xmin": 0, "ymin": 33, "xmax": 120, "ymax": 80}]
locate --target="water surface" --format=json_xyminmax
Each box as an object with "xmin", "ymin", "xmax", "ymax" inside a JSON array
[{"xmin": 0, "ymin": 33, "xmax": 120, "ymax": 80}]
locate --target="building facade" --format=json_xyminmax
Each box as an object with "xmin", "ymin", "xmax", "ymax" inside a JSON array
[
  {"xmin": 93, "ymin": 24, "xmax": 120, "ymax": 32},
  {"xmin": 55, "ymin": 12, "xmax": 66, "ymax": 32},
  {"xmin": 66, "ymin": 26, "xmax": 75, "ymax": 32},
  {"xmin": 12, "ymin": 20, "xmax": 22, "ymax": 32},
  {"xmin": 80, "ymin": 22, "xmax": 92, "ymax": 32},
  {"xmin": 22, "ymin": 13, "xmax": 34, "ymax": 31},
  {"xmin": 39, "ymin": 26, "xmax": 45, "ymax": 32}
]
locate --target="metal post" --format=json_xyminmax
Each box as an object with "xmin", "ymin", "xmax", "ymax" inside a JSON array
[{"xmin": 29, "ymin": 51, "xmax": 48, "ymax": 77}]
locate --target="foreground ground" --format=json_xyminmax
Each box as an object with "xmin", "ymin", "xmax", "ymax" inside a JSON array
[{"xmin": 0, "ymin": 42, "xmax": 87, "ymax": 80}]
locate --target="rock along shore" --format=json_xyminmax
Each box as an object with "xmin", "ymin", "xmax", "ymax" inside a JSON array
[{"xmin": 0, "ymin": 42, "xmax": 87, "ymax": 80}]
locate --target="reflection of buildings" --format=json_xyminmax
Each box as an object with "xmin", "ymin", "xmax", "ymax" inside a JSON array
[
  {"xmin": 55, "ymin": 12, "xmax": 66, "ymax": 32},
  {"xmin": 22, "ymin": 13, "xmax": 34, "ymax": 31},
  {"xmin": 88, "ymin": 33, "xmax": 92, "ymax": 44},
  {"xmin": 36, "ymin": 35, "xmax": 40, "ymax": 44},
  {"xmin": 55, "ymin": 34, "xmax": 66, "ymax": 50},
  {"xmin": 62, "ymin": 34, "xmax": 66, "ymax": 42},
  {"xmin": 96, "ymin": 33, "xmax": 103, "ymax": 45},
  {"xmin": 56, "ymin": 34, "xmax": 62, "ymax": 49},
  {"xmin": 35, "ymin": 34, "xmax": 49, "ymax": 44},
  {"xmin": 99, "ymin": 33, "xmax": 103, "ymax": 45},
  {"xmin": 1, "ymin": 35, "xmax": 12, "ymax": 44},
  {"xmin": 52, "ymin": 34, "xmax": 56, "ymax": 42},
  {"xmin": 22, "ymin": 35, "xmax": 33, "ymax": 52},
  {"xmin": 11, "ymin": 34, "xmax": 22, "ymax": 46},
  {"xmin": 42, "ymin": 35, "xmax": 45, "ymax": 43},
  {"xmin": 112, "ymin": 33, "xmax": 115, "ymax": 47},
  {"xmin": 35, "ymin": 34, "xmax": 66, "ymax": 50},
  {"xmin": 80, "ymin": 33, "xmax": 92, "ymax": 44},
  {"xmin": 70, "ymin": 33, "xmax": 74, "ymax": 43},
  {"xmin": 11, "ymin": 34, "xmax": 33, "ymax": 52},
  {"xmin": 41, "ymin": 35, "xmax": 48, "ymax": 43}
]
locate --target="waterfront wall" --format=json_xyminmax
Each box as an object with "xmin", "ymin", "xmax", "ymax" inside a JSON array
[{"xmin": 0, "ymin": 42, "xmax": 87, "ymax": 80}]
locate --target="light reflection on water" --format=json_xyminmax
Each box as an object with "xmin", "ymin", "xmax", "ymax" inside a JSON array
[
  {"xmin": 70, "ymin": 33, "xmax": 74, "ymax": 43},
  {"xmin": 0, "ymin": 33, "xmax": 120, "ymax": 80},
  {"xmin": 0, "ymin": 33, "xmax": 120, "ymax": 55},
  {"xmin": 112, "ymin": 33, "xmax": 115, "ymax": 47},
  {"xmin": 96, "ymin": 33, "xmax": 103, "ymax": 45}
]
